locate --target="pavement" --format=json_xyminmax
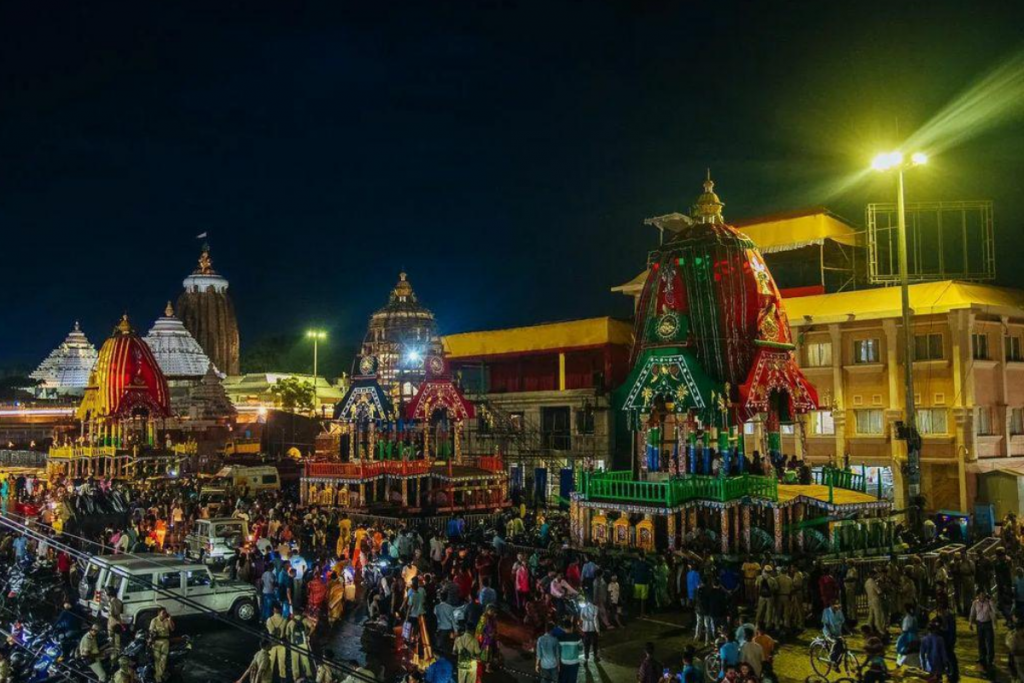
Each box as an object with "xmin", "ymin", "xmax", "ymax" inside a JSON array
[{"xmin": 177, "ymin": 597, "xmax": 1019, "ymax": 683}]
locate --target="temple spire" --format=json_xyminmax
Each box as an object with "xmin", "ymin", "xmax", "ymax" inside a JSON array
[{"xmin": 692, "ymin": 171, "xmax": 725, "ymax": 224}]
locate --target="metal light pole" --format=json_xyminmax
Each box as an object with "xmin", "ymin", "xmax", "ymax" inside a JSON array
[
  {"xmin": 306, "ymin": 329, "xmax": 327, "ymax": 410},
  {"xmin": 872, "ymin": 151, "xmax": 928, "ymax": 501}
]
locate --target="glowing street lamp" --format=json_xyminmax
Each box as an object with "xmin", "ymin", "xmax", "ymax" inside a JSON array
[
  {"xmin": 306, "ymin": 329, "xmax": 327, "ymax": 408},
  {"xmin": 871, "ymin": 150, "xmax": 927, "ymax": 500}
]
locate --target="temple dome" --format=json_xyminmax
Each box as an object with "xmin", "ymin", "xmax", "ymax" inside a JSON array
[
  {"xmin": 31, "ymin": 322, "xmax": 98, "ymax": 394},
  {"xmin": 144, "ymin": 302, "xmax": 218, "ymax": 380},
  {"xmin": 78, "ymin": 314, "xmax": 172, "ymax": 420}
]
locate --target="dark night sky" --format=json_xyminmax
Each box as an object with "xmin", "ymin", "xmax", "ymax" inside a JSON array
[{"xmin": 2, "ymin": 1, "xmax": 1023, "ymax": 370}]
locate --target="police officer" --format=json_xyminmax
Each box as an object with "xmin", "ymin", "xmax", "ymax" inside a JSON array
[
  {"xmin": 265, "ymin": 604, "xmax": 288, "ymax": 680},
  {"xmin": 0, "ymin": 649, "xmax": 12, "ymax": 683},
  {"xmin": 148, "ymin": 608, "xmax": 174, "ymax": 683},
  {"xmin": 286, "ymin": 612, "xmax": 313, "ymax": 680},
  {"xmin": 106, "ymin": 586, "xmax": 125, "ymax": 664},
  {"xmin": 79, "ymin": 623, "xmax": 108, "ymax": 682},
  {"xmin": 315, "ymin": 648, "xmax": 337, "ymax": 683},
  {"xmin": 235, "ymin": 640, "xmax": 273, "ymax": 683},
  {"xmin": 113, "ymin": 656, "xmax": 137, "ymax": 683}
]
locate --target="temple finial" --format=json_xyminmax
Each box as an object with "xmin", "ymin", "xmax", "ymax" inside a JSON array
[{"xmin": 165, "ymin": 301, "xmax": 174, "ymax": 317}]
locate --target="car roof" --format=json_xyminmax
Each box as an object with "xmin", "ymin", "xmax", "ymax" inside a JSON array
[
  {"xmin": 87, "ymin": 555, "xmax": 207, "ymax": 573},
  {"xmin": 205, "ymin": 517, "xmax": 246, "ymax": 523}
]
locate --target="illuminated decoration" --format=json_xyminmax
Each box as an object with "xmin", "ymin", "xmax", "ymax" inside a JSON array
[
  {"xmin": 620, "ymin": 352, "xmax": 713, "ymax": 428},
  {"xmin": 78, "ymin": 315, "xmax": 171, "ymax": 421},
  {"xmin": 30, "ymin": 321, "xmax": 98, "ymax": 395},
  {"xmin": 360, "ymin": 271, "xmax": 443, "ymax": 404},
  {"xmin": 176, "ymin": 242, "xmax": 240, "ymax": 375},
  {"xmin": 335, "ymin": 356, "xmax": 393, "ymax": 421},
  {"xmin": 404, "ymin": 378, "xmax": 474, "ymax": 423}
]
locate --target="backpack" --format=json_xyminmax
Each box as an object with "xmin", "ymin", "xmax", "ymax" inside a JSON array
[{"xmin": 759, "ymin": 577, "xmax": 773, "ymax": 598}]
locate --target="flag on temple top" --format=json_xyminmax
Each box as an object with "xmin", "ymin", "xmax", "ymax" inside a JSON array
[{"xmin": 195, "ymin": 232, "xmax": 207, "ymax": 239}]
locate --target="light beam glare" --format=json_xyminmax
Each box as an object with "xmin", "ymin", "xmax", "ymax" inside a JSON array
[{"xmin": 904, "ymin": 48, "xmax": 1024, "ymax": 155}]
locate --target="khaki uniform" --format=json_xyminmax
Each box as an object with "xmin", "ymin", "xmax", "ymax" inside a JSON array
[
  {"xmin": 79, "ymin": 631, "xmax": 108, "ymax": 682},
  {"xmin": 113, "ymin": 662, "xmax": 136, "ymax": 683},
  {"xmin": 958, "ymin": 558, "xmax": 976, "ymax": 615},
  {"xmin": 788, "ymin": 571, "xmax": 805, "ymax": 628},
  {"xmin": 249, "ymin": 649, "xmax": 273, "ymax": 683},
  {"xmin": 107, "ymin": 596, "xmax": 124, "ymax": 663},
  {"xmin": 0, "ymin": 658, "xmax": 11, "ymax": 683},
  {"xmin": 285, "ymin": 618, "xmax": 314, "ymax": 680},
  {"xmin": 755, "ymin": 574, "xmax": 777, "ymax": 628},
  {"xmin": 266, "ymin": 614, "xmax": 288, "ymax": 678},
  {"xmin": 774, "ymin": 573, "xmax": 793, "ymax": 629},
  {"xmin": 315, "ymin": 664, "xmax": 336, "ymax": 683},
  {"xmin": 864, "ymin": 577, "xmax": 886, "ymax": 634},
  {"xmin": 148, "ymin": 616, "xmax": 173, "ymax": 683},
  {"xmin": 454, "ymin": 632, "xmax": 481, "ymax": 683}
]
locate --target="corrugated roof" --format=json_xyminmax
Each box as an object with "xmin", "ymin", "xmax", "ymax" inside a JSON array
[
  {"xmin": 785, "ymin": 280, "xmax": 1024, "ymax": 325},
  {"xmin": 443, "ymin": 317, "xmax": 633, "ymax": 359}
]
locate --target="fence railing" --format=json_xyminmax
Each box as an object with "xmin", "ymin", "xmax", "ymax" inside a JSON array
[
  {"xmin": 814, "ymin": 466, "xmax": 868, "ymax": 493},
  {"xmin": 580, "ymin": 471, "xmax": 778, "ymax": 506},
  {"xmin": 305, "ymin": 459, "xmax": 434, "ymax": 479},
  {"xmin": 47, "ymin": 446, "xmax": 118, "ymax": 460},
  {"xmin": 0, "ymin": 450, "xmax": 48, "ymax": 468}
]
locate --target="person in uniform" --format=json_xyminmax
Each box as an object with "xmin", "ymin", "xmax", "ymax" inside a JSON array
[
  {"xmin": 113, "ymin": 656, "xmax": 137, "ymax": 683},
  {"xmin": 788, "ymin": 566, "xmax": 805, "ymax": 631},
  {"xmin": 0, "ymin": 649, "xmax": 12, "ymax": 683},
  {"xmin": 773, "ymin": 566, "xmax": 793, "ymax": 632},
  {"xmin": 106, "ymin": 587, "xmax": 125, "ymax": 665},
  {"xmin": 864, "ymin": 570, "xmax": 887, "ymax": 636},
  {"xmin": 79, "ymin": 623, "xmax": 108, "ymax": 682},
  {"xmin": 266, "ymin": 604, "xmax": 289, "ymax": 680},
  {"xmin": 315, "ymin": 648, "xmax": 338, "ymax": 683},
  {"xmin": 236, "ymin": 640, "xmax": 273, "ymax": 683},
  {"xmin": 148, "ymin": 608, "xmax": 174, "ymax": 683},
  {"xmin": 286, "ymin": 612, "xmax": 314, "ymax": 680},
  {"xmin": 755, "ymin": 566, "xmax": 777, "ymax": 629}
]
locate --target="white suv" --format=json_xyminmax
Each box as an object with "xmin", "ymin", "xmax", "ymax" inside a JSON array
[
  {"xmin": 185, "ymin": 517, "xmax": 249, "ymax": 568},
  {"xmin": 78, "ymin": 555, "xmax": 258, "ymax": 630}
]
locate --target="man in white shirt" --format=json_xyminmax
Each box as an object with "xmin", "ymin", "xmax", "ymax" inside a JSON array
[{"xmin": 579, "ymin": 599, "xmax": 600, "ymax": 662}]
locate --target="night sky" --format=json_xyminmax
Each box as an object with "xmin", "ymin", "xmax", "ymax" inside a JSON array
[{"xmin": 2, "ymin": 1, "xmax": 1023, "ymax": 371}]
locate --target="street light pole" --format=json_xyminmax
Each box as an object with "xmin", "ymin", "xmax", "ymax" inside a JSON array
[
  {"xmin": 872, "ymin": 150, "xmax": 927, "ymax": 505},
  {"xmin": 306, "ymin": 329, "xmax": 327, "ymax": 412},
  {"xmin": 895, "ymin": 167, "xmax": 921, "ymax": 498}
]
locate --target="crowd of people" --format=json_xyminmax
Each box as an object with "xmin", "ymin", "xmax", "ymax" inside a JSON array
[{"xmin": 7, "ymin": 468, "xmax": 1024, "ymax": 683}]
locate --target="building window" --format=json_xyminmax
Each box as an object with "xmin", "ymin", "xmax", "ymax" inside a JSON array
[
  {"xmin": 780, "ymin": 424, "xmax": 795, "ymax": 435},
  {"xmin": 805, "ymin": 341, "xmax": 832, "ymax": 368},
  {"xmin": 575, "ymin": 407, "xmax": 595, "ymax": 435},
  {"xmin": 854, "ymin": 409, "xmax": 885, "ymax": 435},
  {"xmin": 976, "ymin": 406, "xmax": 994, "ymax": 436},
  {"xmin": 811, "ymin": 410, "xmax": 835, "ymax": 435},
  {"xmin": 509, "ymin": 412, "xmax": 525, "ymax": 432},
  {"xmin": 743, "ymin": 422, "xmax": 756, "ymax": 435},
  {"xmin": 973, "ymin": 333, "xmax": 990, "ymax": 360},
  {"xmin": 914, "ymin": 333, "xmax": 943, "ymax": 361},
  {"xmin": 854, "ymin": 339, "xmax": 880, "ymax": 364},
  {"xmin": 1011, "ymin": 408, "xmax": 1024, "ymax": 436},
  {"xmin": 1007, "ymin": 336, "xmax": 1023, "ymax": 362},
  {"xmin": 918, "ymin": 408, "xmax": 948, "ymax": 435}
]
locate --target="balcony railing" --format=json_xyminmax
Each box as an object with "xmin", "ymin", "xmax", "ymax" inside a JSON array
[
  {"xmin": 813, "ymin": 466, "xmax": 867, "ymax": 493},
  {"xmin": 580, "ymin": 471, "xmax": 778, "ymax": 506},
  {"xmin": 48, "ymin": 446, "xmax": 118, "ymax": 460},
  {"xmin": 305, "ymin": 459, "xmax": 433, "ymax": 479}
]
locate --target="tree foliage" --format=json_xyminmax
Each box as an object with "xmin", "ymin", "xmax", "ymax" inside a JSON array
[{"xmin": 269, "ymin": 377, "xmax": 315, "ymax": 412}]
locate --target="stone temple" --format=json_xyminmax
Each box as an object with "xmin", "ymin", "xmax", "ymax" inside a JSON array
[{"xmin": 176, "ymin": 243, "xmax": 241, "ymax": 376}]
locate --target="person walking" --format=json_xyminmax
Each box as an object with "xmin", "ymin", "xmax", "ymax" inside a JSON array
[
  {"xmin": 148, "ymin": 608, "xmax": 174, "ymax": 683},
  {"xmin": 864, "ymin": 570, "xmax": 887, "ymax": 637},
  {"xmin": 286, "ymin": 612, "xmax": 313, "ymax": 681},
  {"xmin": 755, "ymin": 566, "xmax": 777, "ymax": 628},
  {"xmin": 265, "ymin": 604, "xmax": 288, "ymax": 681},
  {"xmin": 535, "ymin": 623, "xmax": 560, "ymax": 683},
  {"xmin": 970, "ymin": 590, "xmax": 996, "ymax": 670},
  {"xmin": 580, "ymin": 597, "xmax": 600, "ymax": 662},
  {"xmin": 454, "ymin": 624, "xmax": 481, "ymax": 683},
  {"xmin": 557, "ymin": 617, "xmax": 582, "ymax": 683}
]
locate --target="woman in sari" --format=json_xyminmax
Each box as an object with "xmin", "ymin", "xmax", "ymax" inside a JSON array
[
  {"xmin": 327, "ymin": 571, "xmax": 345, "ymax": 626},
  {"xmin": 306, "ymin": 567, "xmax": 328, "ymax": 621},
  {"xmin": 475, "ymin": 604, "xmax": 500, "ymax": 673}
]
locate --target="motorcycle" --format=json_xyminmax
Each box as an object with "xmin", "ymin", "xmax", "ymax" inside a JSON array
[{"xmin": 120, "ymin": 630, "xmax": 194, "ymax": 682}]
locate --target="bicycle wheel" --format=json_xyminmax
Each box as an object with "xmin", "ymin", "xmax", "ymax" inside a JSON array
[
  {"xmin": 838, "ymin": 650, "xmax": 861, "ymax": 676},
  {"xmin": 809, "ymin": 640, "xmax": 833, "ymax": 676},
  {"xmin": 704, "ymin": 654, "xmax": 719, "ymax": 682}
]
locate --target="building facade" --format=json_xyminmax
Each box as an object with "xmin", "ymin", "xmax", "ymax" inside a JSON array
[{"xmin": 443, "ymin": 317, "xmax": 632, "ymax": 499}]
